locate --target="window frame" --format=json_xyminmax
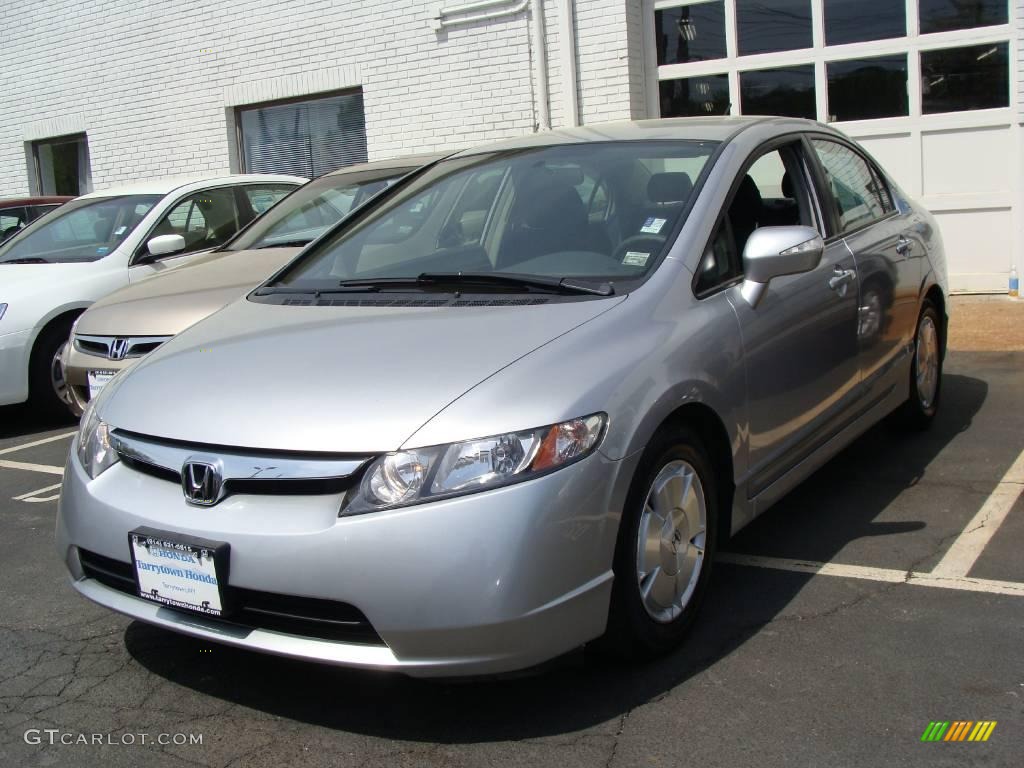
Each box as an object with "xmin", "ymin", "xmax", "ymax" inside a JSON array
[
  {"xmin": 802, "ymin": 133, "xmax": 900, "ymax": 241},
  {"xmin": 691, "ymin": 132, "xmax": 829, "ymax": 299},
  {"xmin": 130, "ymin": 183, "xmax": 247, "ymax": 265},
  {"xmin": 234, "ymin": 88, "xmax": 368, "ymax": 177}
]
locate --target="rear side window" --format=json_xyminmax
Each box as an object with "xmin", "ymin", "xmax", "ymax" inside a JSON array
[
  {"xmin": 242, "ymin": 185, "xmax": 296, "ymax": 216},
  {"xmin": 810, "ymin": 139, "xmax": 893, "ymax": 233}
]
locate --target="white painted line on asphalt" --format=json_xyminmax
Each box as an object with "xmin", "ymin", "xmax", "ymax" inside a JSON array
[
  {"xmin": 0, "ymin": 431, "xmax": 75, "ymax": 456},
  {"xmin": 0, "ymin": 459, "xmax": 64, "ymax": 475},
  {"xmin": 719, "ymin": 553, "xmax": 1024, "ymax": 597},
  {"xmin": 13, "ymin": 482, "xmax": 62, "ymax": 503},
  {"xmin": 930, "ymin": 448, "xmax": 1024, "ymax": 579}
]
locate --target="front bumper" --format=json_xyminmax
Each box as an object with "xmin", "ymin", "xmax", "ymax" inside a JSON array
[
  {"xmin": 63, "ymin": 343, "xmax": 136, "ymax": 416},
  {"xmin": 56, "ymin": 443, "xmax": 636, "ymax": 677},
  {"xmin": 0, "ymin": 328, "xmax": 31, "ymax": 406}
]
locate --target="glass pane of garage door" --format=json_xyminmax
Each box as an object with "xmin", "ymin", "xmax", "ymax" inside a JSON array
[{"xmin": 240, "ymin": 91, "xmax": 369, "ymax": 178}]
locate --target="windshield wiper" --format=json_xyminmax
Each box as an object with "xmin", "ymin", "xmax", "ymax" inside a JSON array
[
  {"xmin": 1, "ymin": 257, "xmax": 50, "ymax": 264},
  {"xmin": 334, "ymin": 272, "xmax": 614, "ymax": 296},
  {"xmin": 256, "ymin": 239, "xmax": 312, "ymax": 249}
]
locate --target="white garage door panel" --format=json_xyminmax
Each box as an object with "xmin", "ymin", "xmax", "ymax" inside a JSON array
[
  {"xmin": 922, "ymin": 125, "xmax": 1012, "ymax": 197},
  {"xmin": 934, "ymin": 208, "xmax": 1012, "ymax": 293},
  {"xmin": 851, "ymin": 133, "xmax": 916, "ymax": 197}
]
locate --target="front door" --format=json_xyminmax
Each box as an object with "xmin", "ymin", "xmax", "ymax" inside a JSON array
[{"xmin": 724, "ymin": 141, "xmax": 862, "ymax": 498}]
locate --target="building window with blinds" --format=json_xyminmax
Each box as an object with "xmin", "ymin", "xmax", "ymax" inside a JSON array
[{"xmin": 237, "ymin": 90, "xmax": 368, "ymax": 178}]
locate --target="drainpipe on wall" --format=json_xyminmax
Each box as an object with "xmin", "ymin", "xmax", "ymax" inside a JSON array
[
  {"xmin": 430, "ymin": 0, "xmax": 551, "ymax": 131},
  {"xmin": 530, "ymin": 0, "xmax": 551, "ymax": 130},
  {"xmin": 557, "ymin": 0, "xmax": 579, "ymax": 127}
]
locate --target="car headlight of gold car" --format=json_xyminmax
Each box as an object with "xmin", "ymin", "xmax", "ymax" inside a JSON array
[
  {"xmin": 76, "ymin": 401, "xmax": 120, "ymax": 479},
  {"xmin": 342, "ymin": 413, "xmax": 606, "ymax": 515}
]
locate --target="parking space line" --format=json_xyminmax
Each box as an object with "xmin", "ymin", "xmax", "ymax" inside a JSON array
[
  {"xmin": 930, "ymin": 449, "xmax": 1024, "ymax": 579},
  {"xmin": 0, "ymin": 431, "xmax": 75, "ymax": 456},
  {"xmin": 0, "ymin": 459, "xmax": 64, "ymax": 475},
  {"xmin": 13, "ymin": 482, "xmax": 62, "ymax": 502},
  {"xmin": 719, "ymin": 553, "xmax": 1024, "ymax": 597}
]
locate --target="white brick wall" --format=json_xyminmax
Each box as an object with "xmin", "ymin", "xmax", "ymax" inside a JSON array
[{"xmin": 0, "ymin": 0, "xmax": 644, "ymax": 196}]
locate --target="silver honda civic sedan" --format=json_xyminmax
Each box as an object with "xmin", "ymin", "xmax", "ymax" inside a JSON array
[{"xmin": 57, "ymin": 117, "xmax": 948, "ymax": 677}]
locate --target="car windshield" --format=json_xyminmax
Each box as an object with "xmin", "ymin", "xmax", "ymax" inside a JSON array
[
  {"xmin": 0, "ymin": 195, "xmax": 161, "ymax": 264},
  {"xmin": 224, "ymin": 169, "xmax": 411, "ymax": 251},
  {"xmin": 271, "ymin": 141, "xmax": 717, "ymax": 289}
]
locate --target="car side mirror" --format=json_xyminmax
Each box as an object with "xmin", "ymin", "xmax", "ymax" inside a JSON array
[
  {"xmin": 740, "ymin": 225, "xmax": 824, "ymax": 307},
  {"xmin": 146, "ymin": 234, "xmax": 186, "ymax": 259}
]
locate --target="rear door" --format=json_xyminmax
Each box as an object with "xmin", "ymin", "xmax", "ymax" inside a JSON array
[
  {"xmin": 722, "ymin": 138, "xmax": 862, "ymax": 499},
  {"xmin": 808, "ymin": 138, "xmax": 922, "ymax": 404}
]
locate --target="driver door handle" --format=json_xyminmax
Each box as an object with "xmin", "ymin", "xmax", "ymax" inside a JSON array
[
  {"xmin": 829, "ymin": 267, "xmax": 856, "ymax": 292},
  {"xmin": 896, "ymin": 236, "xmax": 914, "ymax": 255}
]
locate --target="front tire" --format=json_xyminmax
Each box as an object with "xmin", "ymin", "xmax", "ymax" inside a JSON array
[
  {"xmin": 897, "ymin": 301, "xmax": 943, "ymax": 430},
  {"xmin": 28, "ymin": 322, "xmax": 74, "ymax": 416},
  {"xmin": 601, "ymin": 425, "xmax": 718, "ymax": 659}
]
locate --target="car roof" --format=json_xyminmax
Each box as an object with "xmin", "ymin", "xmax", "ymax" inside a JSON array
[
  {"xmin": 0, "ymin": 196, "xmax": 74, "ymax": 207},
  {"xmin": 450, "ymin": 116, "xmax": 834, "ymax": 157},
  {"xmin": 322, "ymin": 153, "xmax": 449, "ymax": 178},
  {"xmin": 76, "ymin": 174, "xmax": 308, "ymax": 199}
]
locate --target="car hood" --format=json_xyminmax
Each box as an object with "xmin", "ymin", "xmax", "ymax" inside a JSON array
[
  {"xmin": 74, "ymin": 248, "xmax": 299, "ymax": 337},
  {"xmin": 99, "ymin": 293, "xmax": 628, "ymax": 453}
]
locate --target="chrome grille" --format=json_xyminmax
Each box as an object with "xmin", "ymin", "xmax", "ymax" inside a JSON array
[{"xmin": 73, "ymin": 334, "xmax": 174, "ymax": 361}]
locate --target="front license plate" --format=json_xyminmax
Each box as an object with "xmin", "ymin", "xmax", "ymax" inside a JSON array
[
  {"xmin": 87, "ymin": 369, "xmax": 117, "ymax": 399},
  {"xmin": 129, "ymin": 527, "xmax": 230, "ymax": 617}
]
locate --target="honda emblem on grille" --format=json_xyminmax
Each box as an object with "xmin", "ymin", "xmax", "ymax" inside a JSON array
[
  {"xmin": 181, "ymin": 459, "xmax": 224, "ymax": 506},
  {"xmin": 109, "ymin": 338, "xmax": 129, "ymax": 361}
]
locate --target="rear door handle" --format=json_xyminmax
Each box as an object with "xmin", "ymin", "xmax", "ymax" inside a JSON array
[
  {"xmin": 829, "ymin": 267, "xmax": 856, "ymax": 292},
  {"xmin": 896, "ymin": 236, "xmax": 914, "ymax": 255}
]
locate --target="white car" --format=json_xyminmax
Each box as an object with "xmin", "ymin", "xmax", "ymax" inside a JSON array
[{"xmin": 0, "ymin": 174, "xmax": 305, "ymax": 413}]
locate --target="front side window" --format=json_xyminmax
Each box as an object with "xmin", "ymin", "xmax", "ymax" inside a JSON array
[
  {"xmin": 0, "ymin": 195, "xmax": 160, "ymax": 264},
  {"xmin": 696, "ymin": 143, "xmax": 816, "ymax": 295},
  {"xmin": 0, "ymin": 208, "xmax": 27, "ymax": 240},
  {"xmin": 811, "ymin": 140, "xmax": 891, "ymax": 233},
  {"xmin": 272, "ymin": 141, "xmax": 718, "ymax": 289},
  {"xmin": 225, "ymin": 170, "xmax": 410, "ymax": 251},
  {"xmin": 144, "ymin": 187, "xmax": 241, "ymax": 256}
]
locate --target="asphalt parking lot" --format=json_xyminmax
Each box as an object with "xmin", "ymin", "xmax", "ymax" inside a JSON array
[{"xmin": 1, "ymin": 308, "xmax": 1022, "ymax": 767}]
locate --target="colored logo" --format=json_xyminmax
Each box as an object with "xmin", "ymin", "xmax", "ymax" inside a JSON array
[{"xmin": 921, "ymin": 721, "xmax": 997, "ymax": 742}]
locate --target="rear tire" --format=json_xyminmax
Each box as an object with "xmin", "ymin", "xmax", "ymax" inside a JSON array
[
  {"xmin": 600, "ymin": 424, "xmax": 718, "ymax": 659},
  {"xmin": 896, "ymin": 301, "xmax": 942, "ymax": 430},
  {"xmin": 28, "ymin": 321, "xmax": 74, "ymax": 416}
]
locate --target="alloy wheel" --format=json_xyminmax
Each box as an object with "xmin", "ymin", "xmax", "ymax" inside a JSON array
[{"xmin": 636, "ymin": 460, "xmax": 707, "ymax": 623}]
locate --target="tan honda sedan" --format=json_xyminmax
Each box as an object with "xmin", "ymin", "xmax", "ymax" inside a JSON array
[{"xmin": 62, "ymin": 153, "xmax": 444, "ymax": 415}]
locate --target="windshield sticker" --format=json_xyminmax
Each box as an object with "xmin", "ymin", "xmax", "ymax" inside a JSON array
[
  {"xmin": 96, "ymin": 247, "xmax": 110, "ymax": 255},
  {"xmin": 640, "ymin": 217, "xmax": 666, "ymax": 234},
  {"xmin": 114, "ymin": 226, "xmax": 126, "ymax": 236},
  {"xmin": 623, "ymin": 251, "xmax": 649, "ymax": 267}
]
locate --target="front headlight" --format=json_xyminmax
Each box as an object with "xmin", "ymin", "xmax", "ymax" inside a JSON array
[
  {"xmin": 76, "ymin": 401, "xmax": 120, "ymax": 479},
  {"xmin": 342, "ymin": 413, "xmax": 606, "ymax": 516}
]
